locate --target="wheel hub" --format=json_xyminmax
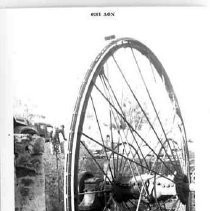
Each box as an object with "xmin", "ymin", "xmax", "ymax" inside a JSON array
[{"xmin": 112, "ymin": 181, "xmax": 133, "ymax": 203}]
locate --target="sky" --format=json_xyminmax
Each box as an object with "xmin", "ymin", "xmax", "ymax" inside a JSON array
[
  {"xmin": 6, "ymin": 8, "xmax": 210, "ymax": 141},
  {"xmin": 1, "ymin": 7, "xmax": 210, "ymax": 210}
]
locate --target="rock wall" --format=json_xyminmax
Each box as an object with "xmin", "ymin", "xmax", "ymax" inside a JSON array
[
  {"xmin": 15, "ymin": 134, "xmax": 45, "ymax": 211},
  {"xmin": 14, "ymin": 135, "xmax": 65, "ymax": 211}
]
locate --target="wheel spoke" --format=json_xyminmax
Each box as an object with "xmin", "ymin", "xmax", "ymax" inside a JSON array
[
  {"xmin": 100, "ymin": 74, "xmax": 152, "ymax": 199},
  {"xmin": 128, "ymin": 199, "xmax": 136, "ymax": 207},
  {"xmin": 112, "ymin": 53, "xmax": 177, "ymax": 174},
  {"xmin": 80, "ymin": 141, "xmax": 112, "ymax": 183},
  {"xmin": 175, "ymin": 201, "xmax": 181, "ymax": 211},
  {"xmin": 90, "ymin": 95, "xmax": 115, "ymax": 180},
  {"xmin": 123, "ymin": 202, "xmax": 132, "ymax": 210},
  {"xmin": 93, "ymin": 82, "xmax": 174, "ymax": 175},
  {"xmin": 100, "ymin": 74, "xmax": 143, "ymax": 183},
  {"xmin": 110, "ymin": 109, "xmax": 116, "ymax": 178},
  {"xmin": 100, "ymin": 74, "xmax": 128, "ymax": 175},
  {"xmin": 116, "ymin": 136, "xmax": 120, "ymax": 175},
  {"xmin": 131, "ymin": 47, "xmax": 178, "ymax": 166},
  {"xmin": 81, "ymin": 132, "xmax": 174, "ymax": 183},
  {"xmin": 99, "ymin": 74, "xmax": 122, "ymax": 177},
  {"xmin": 172, "ymin": 199, "xmax": 180, "ymax": 211},
  {"xmin": 101, "ymin": 74, "xmax": 145, "ymax": 176},
  {"xmin": 103, "ymin": 195, "xmax": 113, "ymax": 211},
  {"xmin": 102, "ymin": 74, "xmax": 150, "ymax": 173},
  {"xmin": 121, "ymin": 144, "xmax": 142, "ymax": 175}
]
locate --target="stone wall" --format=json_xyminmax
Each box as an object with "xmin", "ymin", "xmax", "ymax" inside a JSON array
[
  {"xmin": 15, "ymin": 134, "xmax": 45, "ymax": 211},
  {"xmin": 15, "ymin": 135, "xmax": 65, "ymax": 211}
]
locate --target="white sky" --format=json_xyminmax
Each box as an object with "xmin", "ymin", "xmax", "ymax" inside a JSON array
[
  {"xmin": 6, "ymin": 7, "xmax": 210, "ymax": 140},
  {"xmin": 1, "ymin": 7, "xmax": 210, "ymax": 211}
]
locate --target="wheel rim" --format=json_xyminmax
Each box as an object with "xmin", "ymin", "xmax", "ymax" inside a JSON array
[{"xmin": 65, "ymin": 38, "xmax": 190, "ymax": 211}]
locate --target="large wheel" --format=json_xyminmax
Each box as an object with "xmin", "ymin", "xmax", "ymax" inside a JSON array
[{"xmin": 65, "ymin": 38, "xmax": 190, "ymax": 211}]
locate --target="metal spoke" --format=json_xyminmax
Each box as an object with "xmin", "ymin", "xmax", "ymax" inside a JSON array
[
  {"xmin": 100, "ymin": 74, "xmax": 127, "ymax": 175},
  {"xmin": 110, "ymin": 109, "xmax": 116, "ymax": 178},
  {"xmin": 101, "ymin": 74, "xmax": 146, "ymax": 175},
  {"xmin": 80, "ymin": 141, "xmax": 112, "ymax": 184},
  {"xmin": 100, "ymin": 75, "xmax": 136, "ymax": 180},
  {"xmin": 102, "ymin": 74, "xmax": 150, "ymax": 173},
  {"xmin": 123, "ymin": 202, "xmax": 132, "ymax": 210},
  {"xmin": 136, "ymin": 186, "xmax": 144, "ymax": 211},
  {"xmin": 169, "ymin": 199, "xmax": 179, "ymax": 211},
  {"xmin": 103, "ymin": 195, "xmax": 113, "ymax": 211},
  {"xmin": 112, "ymin": 54, "xmax": 177, "ymax": 173},
  {"xmin": 93, "ymin": 82, "xmax": 174, "ymax": 175},
  {"xmin": 81, "ymin": 132, "xmax": 175, "ymax": 183},
  {"xmin": 130, "ymin": 47, "xmax": 178, "ymax": 171},
  {"xmin": 170, "ymin": 139, "xmax": 182, "ymax": 172},
  {"xmin": 175, "ymin": 201, "xmax": 181, "ymax": 211},
  {"xmin": 128, "ymin": 199, "xmax": 136, "ymax": 207},
  {"xmin": 100, "ymin": 74, "xmax": 150, "ymax": 199},
  {"xmin": 121, "ymin": 144, "xmax": 142, "ymax": 175},
  {"xmin": 90, "ymin": 95, "xmax": 115, "ymax": 180},
  {"xmin": 100, "ymin": 74, "xmax": 142, "ymax": 182},
  {"xmin": 116, "ymin": 136, "xmax": 120, "ymax": 175}
]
